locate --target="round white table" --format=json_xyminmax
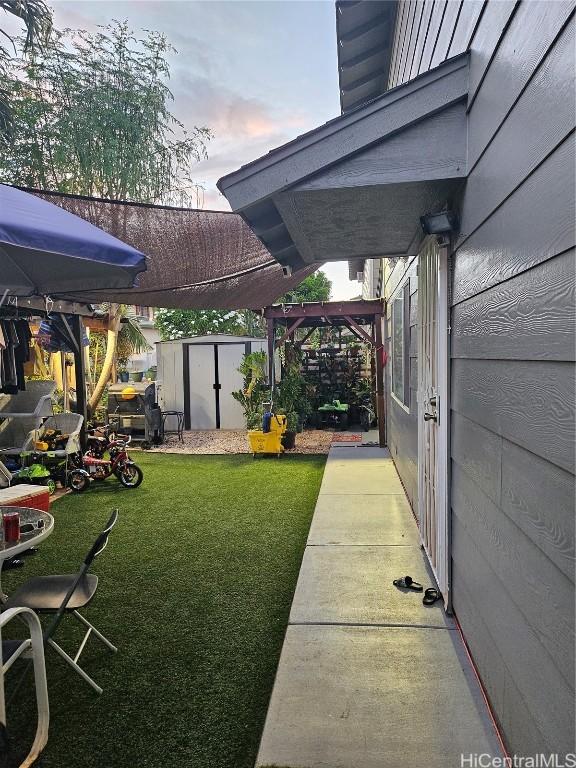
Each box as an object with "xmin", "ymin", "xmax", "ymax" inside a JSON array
[{"xmin": 0, "ymin": 506, "xmax": 54, "ymax": 602}]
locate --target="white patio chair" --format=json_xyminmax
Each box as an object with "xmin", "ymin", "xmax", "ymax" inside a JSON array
[{"xmin": 0, "ymin": 606, "xmax": 49, "ymax": 768}]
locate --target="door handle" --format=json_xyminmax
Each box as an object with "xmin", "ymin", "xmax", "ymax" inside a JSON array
[{"xmin": 423, "ymin": 412, "xmax": 437, "ymax": 422}]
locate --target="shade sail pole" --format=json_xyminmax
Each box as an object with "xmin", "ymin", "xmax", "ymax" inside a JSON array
[{"xmin": 71, "ymin": 315, "xmax": 88, "ymax": 448}]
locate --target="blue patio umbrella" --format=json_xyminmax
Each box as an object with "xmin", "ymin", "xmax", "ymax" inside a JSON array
[{"xmin": 0, "ymin": 184, "xmax": 147, "ymax": 297}]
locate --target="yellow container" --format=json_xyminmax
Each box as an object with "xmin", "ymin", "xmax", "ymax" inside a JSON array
[{"xmin": 248, "ymin": 414, "xmax": 287, "ymax": 455}]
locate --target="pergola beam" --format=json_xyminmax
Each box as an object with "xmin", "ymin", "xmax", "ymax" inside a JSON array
[
  {"xmin": 264, "ymin": 299, "xmax": 383, "ymax": 320},
  {"xmin": 275, "ymin": 317, "xmax": 305, "ymax": 348},
  {"xmin": 299, "ymin": 327, "xmax": 316, "ymax": 345},
  {"xmin": 343, "ymin": 315, "xmax": 375, "ymax": 346}
]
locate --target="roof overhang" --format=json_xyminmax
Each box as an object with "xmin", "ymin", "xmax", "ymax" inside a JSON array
[
  {"xmin": 218, "ymin": 53, "xmax": 469, "ymax": 271},
  {"xmin": 336, "ymin": 0, "xmax": 398, "ymax": 113}
]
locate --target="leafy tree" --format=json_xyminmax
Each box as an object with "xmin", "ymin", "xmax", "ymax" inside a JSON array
[
  {"xmin": 154, "ymin": 308, "xmax": 264, "ymax": 341},
  {"xmin": 0, "ymin": 20, "xmax": 213, "ymax": 411},
  {"xmin": 279, "ymin": 270, "xmax": 331, "ymax": 303},
  {"xmin": 1, "ymin": 20, "xmax": 211, "ymax": 204},
  {"xmin": 0, "ymin": 0, "xmax": 51, "ymax": 138}
]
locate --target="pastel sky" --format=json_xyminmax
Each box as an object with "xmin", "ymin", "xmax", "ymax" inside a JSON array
[{"xmin": 25, "ymin": 0, "xmax": 359, "ymax": 299}]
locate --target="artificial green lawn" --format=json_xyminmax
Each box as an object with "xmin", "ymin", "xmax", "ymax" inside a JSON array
[{"xmin": 5, "ymin": 452, "xmax": 326, "ymax": 768}]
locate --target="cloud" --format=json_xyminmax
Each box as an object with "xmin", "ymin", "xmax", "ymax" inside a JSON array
[
  {"xmin": 172, "ymin": 72, "xmax": 307, "ymax": 138},
  {"xmin": 169, "ymin": 72, "xmax": 317, "ymax": 209},
  {"xmin": 50, "ymin": 0, "xmax": 334, "ymax": 213}
]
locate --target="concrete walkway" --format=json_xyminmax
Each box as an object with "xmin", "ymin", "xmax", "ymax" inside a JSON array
[{"xmin": 256, "ymin": 446, "xmax": 503, "ymax": 768}]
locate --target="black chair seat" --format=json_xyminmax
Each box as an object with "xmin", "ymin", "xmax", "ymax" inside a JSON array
[{"xmin": 4, "ymin": 574, "xmax": 98, "ymax": 612}]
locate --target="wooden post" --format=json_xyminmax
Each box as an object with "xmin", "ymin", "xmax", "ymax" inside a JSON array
[
  {"xmin": 71, "ymin": 315, "xmax": 88, "ymax": 448},
  {"xmin": 267, "ymin": 316, "xmax": 275, "ymax": 398},
  {"xmin": 374, "ymin": 314, "xmax": 386, "ymax": 448}
]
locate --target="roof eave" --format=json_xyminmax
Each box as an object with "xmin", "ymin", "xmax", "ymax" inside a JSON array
[
  {"xmin": 218, "ymin": 53, "xmax": 469, "ymax": 270},
  {"xmin": 336, "ymin": 0, "xmax": 399, "ymax": 113}
]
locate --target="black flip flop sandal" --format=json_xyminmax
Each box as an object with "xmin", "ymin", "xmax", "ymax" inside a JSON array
[
  {"xmin": 423, "ymin": 587, "xmax": 443, "ymax": 605},
  {"xmin": 392, "ymin": 576, "xmax": 424, "ymax": 592}
]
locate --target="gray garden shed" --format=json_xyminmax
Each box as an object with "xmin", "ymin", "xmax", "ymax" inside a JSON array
[{"xmin": 156, "ymin": 335, "xmax": 268, "ymax": 430}]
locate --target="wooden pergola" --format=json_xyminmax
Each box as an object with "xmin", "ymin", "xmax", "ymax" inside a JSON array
[{"xmin": 264, "ymin": 299, "xmax": 386, "ymax": 447}]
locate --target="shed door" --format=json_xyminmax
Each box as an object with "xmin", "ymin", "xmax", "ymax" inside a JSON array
[
  {"xmin": 417, "ymin": 238, "xmax": 450, "ymax": 606},
  {"xmin": 217, "ymin": 345, "xmax": 248, "ymax": 429},
  {"xmin": 188, "ymin": 345, "xmax": 217, "ymax": 429}
]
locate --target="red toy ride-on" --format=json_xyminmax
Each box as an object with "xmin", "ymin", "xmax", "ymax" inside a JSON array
[{"xmin": 70, "ymin": 436, "xmax": 143, "ymax": 493}]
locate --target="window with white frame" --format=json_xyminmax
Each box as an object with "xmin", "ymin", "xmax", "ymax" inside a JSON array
[{"xmin": 391, "ymin": 281, "xmax": 410, "ymax": 407}]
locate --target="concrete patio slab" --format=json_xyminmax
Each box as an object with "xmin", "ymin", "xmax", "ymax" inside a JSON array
[
  {"xmin": 323, "ymin": 446, "xmax": 391, "ymax": 461},
  {"xmin": 320, "ymin": 464, "xmax": 405, "ymax": 495},
  {"xmin": 256, "ymin": 445, "xmax": 502, "ymax": 768},
  {"xmin": 290, "ymin": 545, "xmax": 455, "ymax": 628},
  {"xmin": 256, "ymin": 625, "xmax": 502, "ymax": 768},
  {"xmin": 307, "ymin": 493, "xmax": 419, "ymax": 546}
]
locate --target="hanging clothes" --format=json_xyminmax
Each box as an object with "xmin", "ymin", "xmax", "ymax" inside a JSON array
[
  {"xmin": 0, "ymin": 317, "xmax": 32, "ymax": 394},
  {"xmin": 37, "ymin": 314, "xmax": 88, "ymax": 353},
  {"xmin": 14, "ymin": 319, "xmax": 32, "ymax": 390}
]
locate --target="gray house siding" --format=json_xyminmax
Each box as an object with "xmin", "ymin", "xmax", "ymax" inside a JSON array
[{"xmin": 383, "ymin": 0, "xmax": 576, "ymax": 757}]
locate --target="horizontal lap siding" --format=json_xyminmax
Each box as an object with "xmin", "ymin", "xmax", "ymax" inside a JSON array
[
  {"xmin": 451, "ymin": 3, "xmax": 576, "ymax": 756},
  {"xmin": 385, "ymin": 0, "xmax": 576, "ymax": 755},
  {"xmin": 451, "ymin": 134, "xmax": 575, "ymax": 303},
  {"xmin": 451, "ymin": 249, "xmax": 576, "ymax": 361}
]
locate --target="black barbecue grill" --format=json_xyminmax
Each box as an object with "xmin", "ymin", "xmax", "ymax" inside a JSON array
[{"xmin": 107, "ymin": 382, "xmax": 162, "ymax": 446}]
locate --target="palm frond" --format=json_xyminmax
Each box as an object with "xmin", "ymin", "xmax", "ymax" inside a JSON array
[
  {"xmin": 0, "ymin": 0, "xmax": 52, "ymax": 139},
  {"xmin": 119, "ymin": 314, "xmax": 152, "ymax": 355},
  {"xmin": 0, "ymin": 0, "xmax": 52, "ymax": 50},
  {"xmin": 0, "ymin": 86, "xmax": 12, "ymax": 139}
]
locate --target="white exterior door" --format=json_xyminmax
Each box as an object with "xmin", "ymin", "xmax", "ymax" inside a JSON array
[{"xmin": 417, "ymin": 238, "xmax": 450, "ymax": 606}]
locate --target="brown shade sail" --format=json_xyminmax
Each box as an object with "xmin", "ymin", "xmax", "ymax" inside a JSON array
[{"xmin": 24, "ymin": 188, "xmax": 316, "ymax": 310}]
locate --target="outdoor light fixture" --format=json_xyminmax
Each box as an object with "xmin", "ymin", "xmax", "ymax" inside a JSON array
[{"xmin": 420, "ymin": 210, "xmax": 459, "ymax": 236}]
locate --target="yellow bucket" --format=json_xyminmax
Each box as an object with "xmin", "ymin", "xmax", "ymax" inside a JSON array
[{"xmin": 248, "ymin": 429, "xmax": 284, "ymax": 455}]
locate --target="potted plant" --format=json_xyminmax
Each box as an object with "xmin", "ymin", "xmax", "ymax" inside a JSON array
[
  {"xmin": 280, "ymin": 411, "xmax": 298, "ymax": 449},
  {"xmin": 231, "ymin": 351, "xmax": 268, "ymax": 429},
  {"xmin": 275, "ymin": 372, "xmax": 302, "ymax": 448}
]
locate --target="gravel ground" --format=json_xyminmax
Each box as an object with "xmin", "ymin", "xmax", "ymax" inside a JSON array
[{"xmin": 149, "ymin": 429, "xmax": 334, "ymax": 455}]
